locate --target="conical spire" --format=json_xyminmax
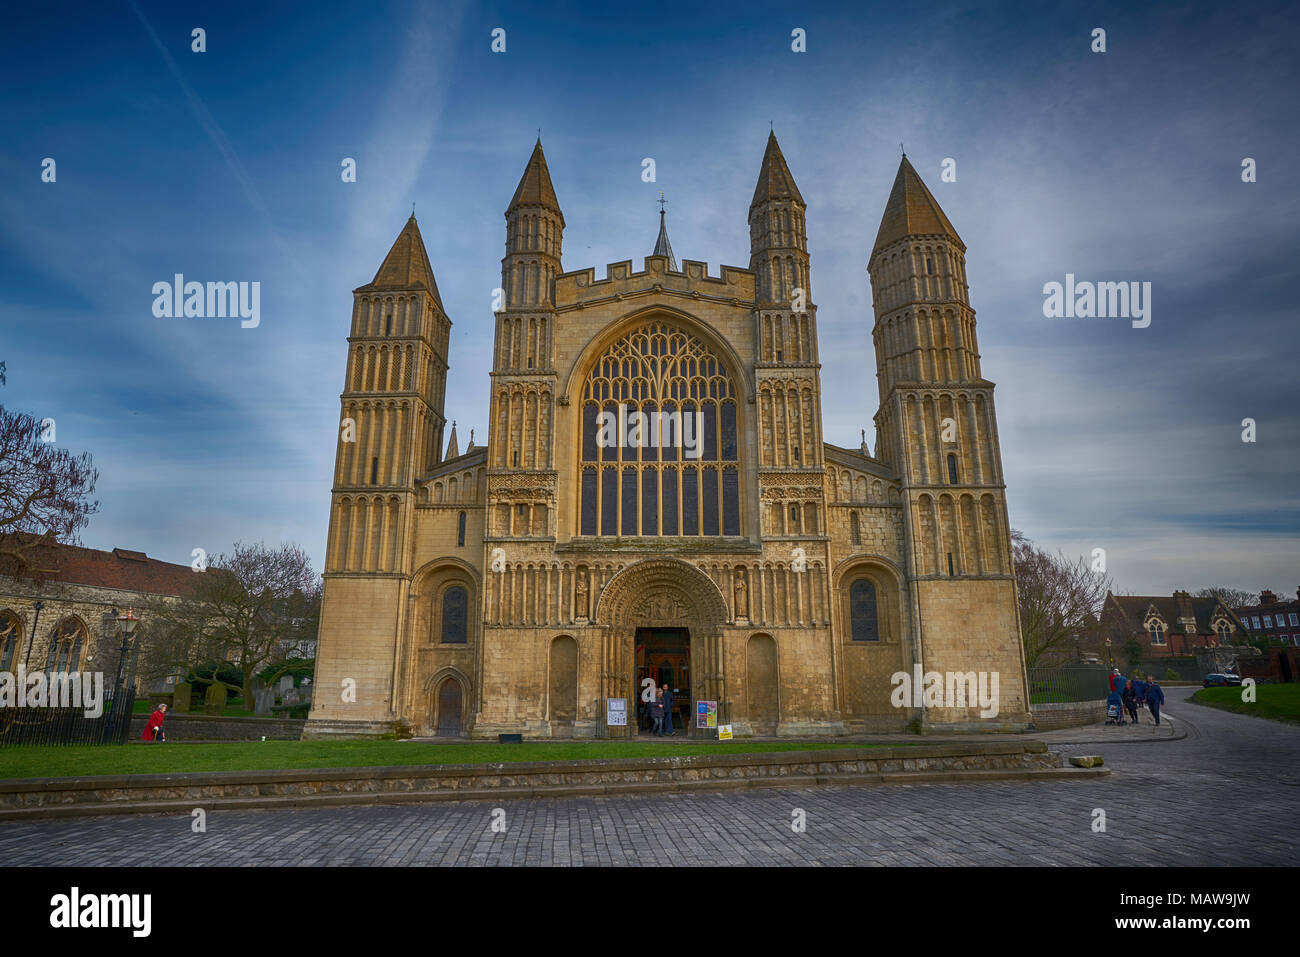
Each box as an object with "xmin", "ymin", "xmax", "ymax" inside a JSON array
[
  {"xmin": 364, "ymin": 214, "xmax": 444, "ymax": 307},
  {"xmin": 445, "ymin": 420, "xmax": 459, "ymax": 460},
  {"xmin": 873, "ymin": 155, "xmax": 963, "ymax": 252},
  {"xmin": 508, "ymin": 139, "xmax": 564, "ymax": 222},
  {"xmin": 750, "ymin": 131, "xmax": 805, "ymax": 209},
  {"xmin": 651, "ymin": 201, "xmax": 678, "ymax": 271}
]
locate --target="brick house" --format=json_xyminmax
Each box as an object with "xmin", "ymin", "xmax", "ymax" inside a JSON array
[
  {"xmin": 1100, "ymin": 590, "xmax": 1250, "ymax": 660},
  {"xmin": 1235, "ymin": 588, "xmax": 1300, "ymax": 646}
]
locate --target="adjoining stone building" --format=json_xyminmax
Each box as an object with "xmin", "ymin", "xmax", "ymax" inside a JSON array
[
  {"xmin": 0, "ymin": 541, "xmax": 196, "ymax": 690},
  {"xmin": 307, "ymin": 135, "xmax": 1031, "ymax": 739}
]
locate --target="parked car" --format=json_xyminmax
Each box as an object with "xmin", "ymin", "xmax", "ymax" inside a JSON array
[{"xmin": 1202, "ymin": 673, "xmax": 1243, "ymax": 687}]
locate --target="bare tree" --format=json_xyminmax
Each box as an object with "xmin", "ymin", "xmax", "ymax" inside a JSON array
[
  {"xmin": 1012, "ymin": 529, "xmax": 1113, "ymax": 667},
  {"xmin": 0, "ymin": 402, "xmax": 99, "ymax": 579},
  {"xmin": 144, "ymin": 542, "xmax": 320, "ymax": 707},
  {"xmin": 1193, "ymin": 586, "xmax": 1265, "ymax": 609}
]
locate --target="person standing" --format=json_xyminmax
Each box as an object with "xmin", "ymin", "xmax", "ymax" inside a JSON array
[
  {"xmin": 1121, "ymin": 679, "xmax": 1139, "ymax": 725},
  {"xmin": 141, "ymin": 703, "xmax": 168, "ymax": 742},
  {"xmin": 1147, "ymin": 678, "xmax": 1166, "ymax": 726},
  {"xmin": 661, "ymin": 684, "xmax": 675, "ymax": 736},
  {"xmin": 649, "ymin": 689, "xmax": 665, "ymax": 736}
]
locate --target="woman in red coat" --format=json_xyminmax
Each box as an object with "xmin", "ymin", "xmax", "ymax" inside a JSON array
[{"xmin": 142, "ymin": 704, "xmax": 168, "ymax": 742}]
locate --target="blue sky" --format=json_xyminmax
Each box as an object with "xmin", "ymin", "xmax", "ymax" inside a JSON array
[{"xmin": 1, "ymin": 0, "xmax": 1297, "ymax": 595}]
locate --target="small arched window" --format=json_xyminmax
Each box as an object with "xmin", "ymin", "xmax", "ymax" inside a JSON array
[
  {"xmin": 850, "ymin": 512, "xmax": 861, "ymax": 546},
  {"xmin": 1215, "ymin": 620, "xmax": 1230, "ymax": 643},
  {"xmin": 850, "ymin": 578, "xmax": 879, "ymax": 641},
  {"xmin": 926, "ymin": 257, "xmax": 934, "ymax": 275},
  {"xmin": 45, "ymin": 617, "xmax": 86, "ymax": 673},
  {"xmin": 0, "ymin": 611, "xmax": 21, "ymax": 672},
  {"xmin": 457, "ymin": 511, "xmax": 467, "ymax": 547},
  {"xmin": 441, "ymin": 586, "xmax": 468, "ymax": 644},
  {"xmin": 1148, "ymin": 622, "xmax": 1165, "ymax": 645},
  {"xmin": 947, "ymin": 454, "xmax": 959, "ymax": 484}
]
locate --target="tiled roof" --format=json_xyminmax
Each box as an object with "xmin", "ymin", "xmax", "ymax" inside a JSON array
[
  {"xmin": 509, "ymin": 139, "xmax": 563, "ymax": 217},
  {"xmin": 1107, "ymin": 593, "xmax": 1237, "ymax": 635},
  {"xmin": 7, "ymin": 540, "xmax": 198, "ymax": 597}
]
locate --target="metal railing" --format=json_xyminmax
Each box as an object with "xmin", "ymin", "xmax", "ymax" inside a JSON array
[
  {"xmin": 1027, "ymin": 663, "xmax": 1111, "ymax": 704},
  {"xmin": 0, "ymin": 687, "xmax": 137, "ymax": 748}
]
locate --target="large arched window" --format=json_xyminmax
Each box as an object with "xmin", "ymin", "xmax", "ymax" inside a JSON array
[
  {"xmin": 849, "ymin": 579, "xmax": 879, "ymax": 641},
  {"xmin": 441, "ymin": 586, "xmax": 468, "ymax": 644},
  {"xmin": 0, "ymin": 611, "xmax": 21, "ymax": 671},
  {"xmin": 578, "ymin": 322, "xmax": 740, "ymax": 536},
  {"xmin": 45, "ymin": 617, "xmax": 86, "ymax": 673},
  {"xmin": 1148, "ymin": 621, "xmax": 1165, "ymax": 646},
  {"xmin": 1215, "ymin": 620, "xmax": 1231, "ymax": 643}
]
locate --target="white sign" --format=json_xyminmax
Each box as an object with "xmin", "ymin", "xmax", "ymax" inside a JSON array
[{"xmin": 606, "ymin": 697, "xmax": 627, "ymax": 726}]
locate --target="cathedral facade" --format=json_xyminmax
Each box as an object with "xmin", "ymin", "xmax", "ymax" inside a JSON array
[{"xmin": 305, "ymin": 135, "xmax": 1030, "ymax": 739}]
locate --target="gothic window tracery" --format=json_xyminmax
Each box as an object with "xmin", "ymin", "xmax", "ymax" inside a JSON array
[{"xmin": 578, "ymin": 322, "xmax": 740, "ymax": 536}]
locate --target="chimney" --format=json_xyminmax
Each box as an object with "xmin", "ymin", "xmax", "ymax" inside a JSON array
[{"xmin": 1260, "ymin": 589, "xmax": 1277, "ymax": 605}]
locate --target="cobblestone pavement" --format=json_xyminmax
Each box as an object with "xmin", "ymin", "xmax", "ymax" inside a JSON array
[{"xmin": 3, "ymin": 688, "xmax": 1295, "ymax": 865}]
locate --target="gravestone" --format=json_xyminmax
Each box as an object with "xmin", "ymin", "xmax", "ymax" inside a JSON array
[
  {"xmin": 172, "ymin": 682, "xmax": 192, "ymax": 713},
  {"xmin": 278, "ymin": 674, "xmax": 295, "ymax": 694},
  {"xmin": 254, "ymin": 688, "xmax": 275, "ymax": 715},
  {"xmin": 204, "ymin": 683, "xmax": 228, "ymax": 715}
]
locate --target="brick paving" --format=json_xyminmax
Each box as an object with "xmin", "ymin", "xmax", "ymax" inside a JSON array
[{"xmin": 2, "ymin": 688, "xmax": 1296, "ymax": 865}]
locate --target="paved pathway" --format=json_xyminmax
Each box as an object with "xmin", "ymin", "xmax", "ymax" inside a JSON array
[{"xmin": 3, "ymin": 688, "xmax": 1295, "ymax": 865}]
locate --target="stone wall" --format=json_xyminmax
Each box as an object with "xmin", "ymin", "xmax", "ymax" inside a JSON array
[
  {"xmin": 128, "ymin": 714, "xmax": 305, "ymax": 741},
  {"xmin": 1029, "ymin": 699, "xmax": 1106, "ymax": 731}
]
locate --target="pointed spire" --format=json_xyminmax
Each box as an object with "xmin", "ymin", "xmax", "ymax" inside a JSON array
[
  {"xmin": 508, "ymin": 139, "xmax": 563, "ymax": 222},
  {"xmin": 445, "ymin": 421, "xmax": 459, "ymax": 460},
  {"xmin": 363, "ymin": 214, "xmax": 444, "ymax": 307},
  {"xmin": 873, "ymin": 155, "xmax": 963, "ymax": 253},
  {"xmin": 466, "ymin": 428, "xmax": 475, "ymax": 452},
  {"xmin": 751, "ymin": 131, "xmax": 804, "ymax": 209},
  {"xmin": 652, "ymin": 193, "xmax": 678, "ymax": 271}
]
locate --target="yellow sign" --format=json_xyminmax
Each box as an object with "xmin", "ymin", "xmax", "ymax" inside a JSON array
[{"xmin": 718, "ymin": 724, "xmax": 733, "ymax": 740}]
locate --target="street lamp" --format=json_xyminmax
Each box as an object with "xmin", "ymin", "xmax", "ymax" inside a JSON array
[
  {"xmin": 23, "ymin": 600, "xmax": 44, "ymax": 671},
  {"xmin": 111, "ymin": 607, "xmax": 140, "ymax": 701},
  {"xmin": 1104, "ymin": 637, "xmax": 1113, "ymax": 669}
]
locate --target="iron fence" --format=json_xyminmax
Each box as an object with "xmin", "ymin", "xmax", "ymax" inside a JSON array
[
  {"xmin": 1026, "ymin": 663, "xmax": 1111, "ymax": 704},
  {"xmin": 0, "ymin": 688, "xmax": 136, "ymax": 748}
]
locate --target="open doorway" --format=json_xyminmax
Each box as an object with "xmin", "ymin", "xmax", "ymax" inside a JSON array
[{"xmin": 635, "ymin": 627, "xmax": 690, "ymax": 735}]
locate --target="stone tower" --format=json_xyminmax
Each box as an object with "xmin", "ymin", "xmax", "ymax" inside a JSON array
[
  {"xmin": 310, "ymin": 215, "xmax": 453, "ymax": 733},
  {"xmin": 488, "ymin": 139, "xmax": 562, "ymax": 536},
  {"xmin": 749, "ymin": 133, "xmax": 829, "ymax": 552},
  {"xmin": 867, "ymin": 155, "xmax": 1028, "ymax": 728}
]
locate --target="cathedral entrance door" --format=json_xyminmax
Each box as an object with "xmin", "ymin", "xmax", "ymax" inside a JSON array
[
  {"xmin": 436, "ymin": 678, "xmax": 462, "ymax": 736},
  {"xmin": 634, "ymin": 627, "xmax": 690, "ymax": 735}
]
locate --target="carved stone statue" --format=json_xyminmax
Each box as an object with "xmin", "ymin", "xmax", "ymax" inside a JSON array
[
  {"xmin": 575, "ymin": 568, "xmax": 589, "ymax": 619},
  {"xmin": 734, "ymin": 569, "xmax": 749, "ymax": 619}
]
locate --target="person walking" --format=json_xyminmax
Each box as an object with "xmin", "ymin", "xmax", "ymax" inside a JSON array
[
  {"xmin": 1133, "ymin": 674, "xmax": 1148, "ymax": 711},
  {"xmin": 141, "ymin": 703, "xmax": 168, "ymax": 742},
  {"xmin": 1147, "ymin": 678, "xmax": 1166, "ymax": 726},
  {"xmin": 1121, "ymin": 679, "xmax": 1139, "ymax": 725},
  {"xmin": 661, "ymin": 684, "xmax": 675, "ymax": 736},
  {"xmin": 648, "ymin": 688, "xmax": 665, "ymax": 736}
]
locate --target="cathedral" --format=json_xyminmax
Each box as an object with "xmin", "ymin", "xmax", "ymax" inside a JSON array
[{"xmin": 305, "ymin": 134, "xmax": 1031, "ymax": 739}]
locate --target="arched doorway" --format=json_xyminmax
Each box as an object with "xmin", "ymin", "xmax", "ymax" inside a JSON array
[
  {"xmin": 548, "ymin": 636, "xmax": 578, "ymax": 732},
  {"xmin": 436, "ymin": 677, "xmax": 463, "ymax": 736},
  {"xmin": 594, "ymin": 558, "xmax": 729, "ymax": 737},
  {"xmin": 746, "ymin": 634, "xmax": 779, "ymax": 735}
]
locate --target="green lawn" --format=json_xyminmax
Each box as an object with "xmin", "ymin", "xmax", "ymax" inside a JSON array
[
  {"xmin": 0, "ymin": 738, "xmax": 895, "ymax": 781},
  {"xmin": 132, "ymin": 700, "xmax": 257, "ymax": 718},
  {"xmin": 1190, "ymin": 684, "xmax": 1300, "ymax": 725}
]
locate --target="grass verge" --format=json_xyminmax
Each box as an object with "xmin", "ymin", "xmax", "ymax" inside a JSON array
[{"xmin": 1189, "ymin": 684, "xmax": 1300, "ymax": 725}]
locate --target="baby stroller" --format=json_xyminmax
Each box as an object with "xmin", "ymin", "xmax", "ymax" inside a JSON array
[{"xmin": 1105, "ymin": 690, "xmax": 1126, "ymax": 725}]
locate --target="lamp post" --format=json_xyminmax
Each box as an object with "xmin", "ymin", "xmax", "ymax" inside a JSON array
[
  {"xmin": 111, "ymin": 607, "xmax": 139, "ymax": 702},
  {"xmin": 23, "ymin": 600, "xmax": 44, "ymax": 671},
  {"xmin": 1104, "ymin": 637, "xmax": 1113, "ymax": 669}
]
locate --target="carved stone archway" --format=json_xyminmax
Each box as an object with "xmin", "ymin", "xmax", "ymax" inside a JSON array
[{"xmin": 594, "ymin": 559, "xmax": 729, "ymax": 732}]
